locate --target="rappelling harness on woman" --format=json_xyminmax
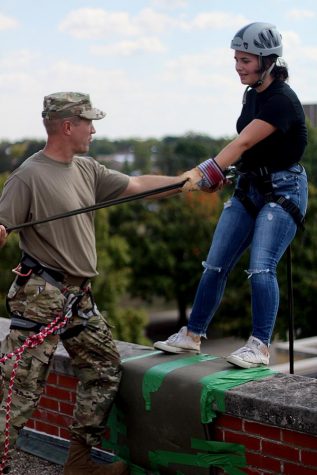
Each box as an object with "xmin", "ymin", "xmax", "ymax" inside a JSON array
[{"xmin": 233, "ymin": 163, "xmax": 304, "ymax": 229}]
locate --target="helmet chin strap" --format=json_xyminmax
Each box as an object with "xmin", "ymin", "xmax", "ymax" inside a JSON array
[
  {"xmin": 250, "ymin": 57, "xmax": 276, "ymax": 89},
  {"xmin": 242, "ymin": 59, "xmax": 276, "ymax": 104}
]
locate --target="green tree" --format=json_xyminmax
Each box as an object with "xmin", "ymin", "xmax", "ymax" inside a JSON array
[
  {"xmin": 89, "ymin": 138, "xmax": 116, "ymax": 157},
  {"xmin": 155, "ymin": 133, "xmax": 232, "ymax": 175},
  {"xmin": 109, "ymin": 191, "xmax": 221, "ymax": 326},
  {"xmin": 0, "ymin": 142, "xmax": 12, "ymax": 173},
  {"xmin": 81, "ymin": 206, "xmax": 151, "ymax": 344},
  {"xmin": 275, "ymin": 182, "xmax": 317, "ymax": 340},
  {"xmin": 10, "ymin": 140, "xmax": 45, "ymax": 169},
  {"xmin": 132, "ymin": 139, "xmax": 159, "ymax": 174},
  {"xmin": 303, "ymin": 120, "xmax": 317, "ymax": 185},
  {"xmin": 0, "ymin": 174, "xmax": 21, "ymax": 315}
]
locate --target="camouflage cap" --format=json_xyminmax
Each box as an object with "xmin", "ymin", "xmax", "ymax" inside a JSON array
[{"xmin": 42, "ymin": 92, "xmax": 106, "ymax": 120}]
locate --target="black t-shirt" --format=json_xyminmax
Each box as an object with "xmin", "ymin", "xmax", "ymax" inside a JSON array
[{"xmin": 236, "ymin": 80, "xmax": 307, "ymax": 172}]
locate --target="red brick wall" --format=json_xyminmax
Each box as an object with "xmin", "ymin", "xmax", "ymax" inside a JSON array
[
  {"xmin": 26, "ymin": 370, "xmax": 317, "ymax": 474},
  {"xmin": 215, "ymin": 414, "xmax": 317, "ymax": 474},
  {"xmin": 26, "ymin": 372, "xmax": 77, "ymax": 440}
]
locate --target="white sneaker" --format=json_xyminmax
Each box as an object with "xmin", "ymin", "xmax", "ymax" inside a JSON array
[
  {"xmin": 226, "ymin": 336, "xmax": 269, "ymax": 369},
  {"xmin": 154, "ymin": 326, "xmax": 201, "ymax": 354}
]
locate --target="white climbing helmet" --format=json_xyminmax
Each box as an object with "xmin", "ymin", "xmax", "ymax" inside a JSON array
[{"xmin": 231, "ymin": 22, "xmax": 283, "ymax": 57}]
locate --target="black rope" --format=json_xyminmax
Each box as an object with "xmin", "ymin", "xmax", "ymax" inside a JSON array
[
  {"xmin": 7, "ymin": 180, "xmax": 187, "ymax": 232},
  {"xmin": 286, "ymin": 245, "xmax": 295, "ymax": 374}
]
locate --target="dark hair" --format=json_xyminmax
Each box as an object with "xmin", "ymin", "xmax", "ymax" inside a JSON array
[{"xmin": 263, "ymin": 55, "xmax": 289, "ymax": 81}]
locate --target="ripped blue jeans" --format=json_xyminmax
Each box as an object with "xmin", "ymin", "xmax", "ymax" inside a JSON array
[{"xmin": 188, "ymin": 164, "xmax": 308, "ymax": 345}]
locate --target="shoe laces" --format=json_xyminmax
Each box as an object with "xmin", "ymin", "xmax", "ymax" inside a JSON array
[
  {"xmin": 236, "ymin": 338, "xmax": 268, "ymax": 360},
  {"xmin": 247, "ymin": 336, "xmax": 268, "ymax": 355},
  {"xmin": 167, "ymin": 327, "xmax": 187, "ymax": 343}
]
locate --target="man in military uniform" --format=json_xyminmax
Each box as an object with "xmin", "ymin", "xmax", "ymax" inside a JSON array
[{"xmin": 0, "ymin": 92, "xmax": 226, "ymax": 474}]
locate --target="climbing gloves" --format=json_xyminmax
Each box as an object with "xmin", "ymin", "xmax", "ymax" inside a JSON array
[{"xmin": 182, "ymin": 158, "xmax": 225, "ymax": 192}]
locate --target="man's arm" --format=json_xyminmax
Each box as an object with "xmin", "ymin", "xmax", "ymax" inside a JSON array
[
  {"xmin": 119, "ymin": 166, "xmax": 228, "ymax": 198},
  {"xmin": 119, "ymin": 175, "xmax": 187, "ymax": 198}
]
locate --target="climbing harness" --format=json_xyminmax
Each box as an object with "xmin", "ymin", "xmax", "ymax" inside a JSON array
[
  {"xmin": 6, "ymin": 253, "xmax": 93, "ymax": 338},
  {"xmin": 0, "ymin": 254, "xmax": 91, "ymax": 474},
  {"xmin": 233, "ymin": 164, "xmax": 305, "ymax": 228}
]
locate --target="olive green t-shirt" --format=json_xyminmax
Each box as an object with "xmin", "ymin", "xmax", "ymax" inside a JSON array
[{"xmin": 0, "ymin": 151, "xmax": 129, "ymax": 277}]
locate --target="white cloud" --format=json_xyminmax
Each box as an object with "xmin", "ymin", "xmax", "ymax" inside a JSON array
[
  {"xmin": 46, "ymin": 60, "xmax": 133, "ymax": 93},
  {"xmin": 277, "ymin": 29, "xmax": 317, "ymax": 102},
  {"xmin": 0, "ymin": 59, "xmax": 142, "ymax": 140},
  {"xmin": 287, "ymin": 9, "xmax": 315, "ymax": 20},
  {"xmin": 59, "ymin": 7, "xmax": 249, "ymax": 41},
  {"xmin": 0, "ymin": 49, "xmax": 39, "ymax": 69},
  {"xmin": 190, "ymin": 12, "xmax": 249, "ymax": 31},
  {"xmin": 164, "ymin": 48, "xmax": 235, "ymax": 86},
  {"xmin": 282, "ymin": 30, "xmax": 301, "ymax": 48},
  {"xmin": 59, "ymin": 7, "xmax": 177, "ymax": 39},
  {"xmin": 150, "ymin": 0, "xmax": 188, "ymax": 9},
  {"xmin": 282, "ymin": 30, "xmax": 317, "ymax": 62},
  {"xmin": 134, "ymin": 8, "xmax": 177, "ymax": 33},
  {"xmin": 0, "ymin": 12, "xmax": 18, "ymax": 30},
  {"xmin": 59, "ymin": 8, "xmax": 139, "ymax": 39},
  {"xmin": 301, "ymin": 46, "xmax": 317, "ymax": 61},
  {"xmin": 0, "ymin": 72, "xmax": 38, "ymax": 92},
  {"xmin": 90, "ymin": 37, "xmax": 166, "ymax": 56}
]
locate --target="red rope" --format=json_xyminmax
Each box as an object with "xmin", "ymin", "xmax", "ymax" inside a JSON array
[{"xmin": 0, "ymin": 310, "xmax": 71, "ymax": 474}]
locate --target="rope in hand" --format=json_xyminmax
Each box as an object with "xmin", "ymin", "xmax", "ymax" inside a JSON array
[{"xmin": 0, "ymin": 292, "xmax": 79, "ymax": 474}]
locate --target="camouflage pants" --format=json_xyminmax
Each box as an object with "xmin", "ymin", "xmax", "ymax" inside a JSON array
[{"xmin": 0, "ymin": 275, "xmax": 122, "ymax": 455}]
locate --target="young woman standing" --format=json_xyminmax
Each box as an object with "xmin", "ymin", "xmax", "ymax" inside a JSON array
[{"xmin": 154, "ymin": 22, "xmax": 308, "ymax": 368}]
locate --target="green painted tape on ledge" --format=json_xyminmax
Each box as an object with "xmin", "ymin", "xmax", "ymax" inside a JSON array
[
  {"xmin": 106, "ymin": 404, "xmax": 127, "ymax": 443},
  {"xmin": 142, "ymin": 354, "xmax": 218, "ymax": 411},
  {"xmin": 102, "ymin": 404, "xmax": 130, "ymax": 461},
  {"xmin": 149, "ymin": 437, "xmax": 246, "ymax": 475},
  {"xmin": 200, "ymin": 366, "xmax": 276, "ymax": 424}
]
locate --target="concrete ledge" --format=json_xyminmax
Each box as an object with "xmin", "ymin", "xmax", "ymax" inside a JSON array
[
  {"xmin": 1, "ymin": 318, "xmax": 317, "ymax": 474},
  {"xmin": 224, "ymin": 372, "xmax": 317, "ymax": 434}
]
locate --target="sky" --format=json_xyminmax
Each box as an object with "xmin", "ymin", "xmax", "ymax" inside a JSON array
[{"xmin": 1, "ymin": 0, "xmax": 317, "ymax": 142}]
